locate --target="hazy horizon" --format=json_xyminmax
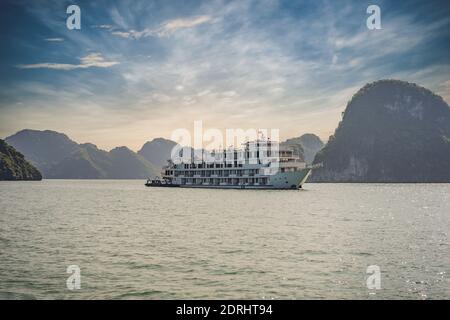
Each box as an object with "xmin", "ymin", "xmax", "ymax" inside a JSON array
[{"xmin": 1, "ymin": 0, "xmax": 449, "ymax": 150}]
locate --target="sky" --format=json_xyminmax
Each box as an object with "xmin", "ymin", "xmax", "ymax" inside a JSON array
[{"xmin": 0, "ymin": 0, "xmax": 449, "ymax": 151}]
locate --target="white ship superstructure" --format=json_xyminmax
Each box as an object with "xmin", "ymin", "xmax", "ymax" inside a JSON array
[{"xmin": 148, "ymin": 139, "xmax": 312, "ymax": 189}]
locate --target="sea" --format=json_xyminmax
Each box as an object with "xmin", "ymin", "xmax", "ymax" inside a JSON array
[{"xmin": 0, "ymin": 180, "xmax": 449, "ymax": 299}]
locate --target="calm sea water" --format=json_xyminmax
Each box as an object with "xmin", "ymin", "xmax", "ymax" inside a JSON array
[{"xmin": 0, "ymin": 180, "xmax": 449, "ymax": 300}]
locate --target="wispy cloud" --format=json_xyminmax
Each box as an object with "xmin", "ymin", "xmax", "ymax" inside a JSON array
[
  {"xmin": 111, "ymin": 31, "xmax": 134, "ymax": 38},
  {"xmin": 91, "ymin": 24, "xmax": 113, "ymax": 29},
  {"xmin": 111, "ymin": 15, "xmax": 212, "ymax": 39},
  {"xmin": 2, "ymin": 0, "xmax": 450, "ymax": 150},
  {"xmin": 161, "ymin": 15, "xmax": 212, "ymax": 34},
  {"xmin": 16, "ymin": 53, "xmax": 119, "ymax": 70},
  {"xmin": 44, "ymin": 37, "xmax": 64, "ymax": 42}
]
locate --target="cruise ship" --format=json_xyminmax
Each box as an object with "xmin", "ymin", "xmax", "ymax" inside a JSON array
[{"xmin": 146, "ymin": 139, "xmax": 314, "ymax": 189}]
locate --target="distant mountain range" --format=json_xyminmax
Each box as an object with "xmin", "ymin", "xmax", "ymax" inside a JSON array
[
  {"xmin": 5, "ymin": 130, "xmax": 159, "ymax": 179},
  {"xmin": 3, "ymin": 130, "xmax": 322, "ymax": 180},
  {"xmin": 282, "ymin": 134, "xmax": 324, "ymax": 164},
  {"xmin": 5, "ymin": 129, "xmax": 79, "ymax": 176},
  {"xmin": 0, "ymin": 139, "xmax": 41, "ymax": 180},
  {"xmin": 138, "ymin": 138, "xmax": 178, "ymax": 167},
  {"xmin": 312, "ymin": 80, "xmax": 450, "ymax": 182},
  {"xmin": 4, "ymin": 79, "xmax": 448, "ymax": 182}
]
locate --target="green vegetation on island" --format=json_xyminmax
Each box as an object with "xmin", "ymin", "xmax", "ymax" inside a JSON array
[
  {"xmin": 0, "ymin": 139, "xmax": 42, "ymax": 181},
  {"xmin": 312, "ymin": 80, "xmax": 450, "ymax": 182}
]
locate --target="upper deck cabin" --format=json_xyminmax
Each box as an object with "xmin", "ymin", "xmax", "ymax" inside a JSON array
[{"xmin": 164, "ymin": 139, "xmax": 305, "ymax": 171}]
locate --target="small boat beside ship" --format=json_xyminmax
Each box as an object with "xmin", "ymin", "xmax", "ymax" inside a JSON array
[
  {"xmin": 145, "ymin": 178, "xmax": 179, "ymax": 187},
  {"xmin": 145, "ymin": 138, "xmax": 316, "ymax": 190}
]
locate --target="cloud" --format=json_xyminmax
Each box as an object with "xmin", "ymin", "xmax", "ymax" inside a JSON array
[
  {"xmin": 44, "ymin": 38, "xmax": 64, "ymax": 42},
  {"xmin": 161, "ymin": 15, "xmax": 212, "ymax": 35},
  {"xmin": 17, "ymin": 53, "xmax": 119, "ymax": 70},
  {"xmin": 439, "ymin": 80, "xmax": 450, "ymax": 102},
  {"xmin": 222, "ymin": 91, "xmax": 238, "ymax": 98},
  {"xmin": 111, "ymin": 31, "xmax": 133, "ymax": 38},
  {"xmin": 197, "ymin": 90, "xmax": 211, "ymax": 97},
  {"xmin": 92, "ymin": 24, "xmax": 113, "ymax": 29},
  {"xmin": 3, "ymin": 0, "xmax": 450, "ymax": 149},
  {"xmin": 111, "ymin": 15, "xmax": 213, "ymax": 39}
]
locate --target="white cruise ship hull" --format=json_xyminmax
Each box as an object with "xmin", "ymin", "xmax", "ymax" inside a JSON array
[{"xmin": 158, "ymin": 168, "xmax": 312, "ymax": 190}]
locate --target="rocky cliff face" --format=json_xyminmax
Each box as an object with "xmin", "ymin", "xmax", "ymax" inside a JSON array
[
  {"xmin": 0, "ymin": 139, "xmax": 42, "ymax": 180},
  {"xmin": 312, "ymin": 80, "xmax": 450, "ymax": 182}
]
